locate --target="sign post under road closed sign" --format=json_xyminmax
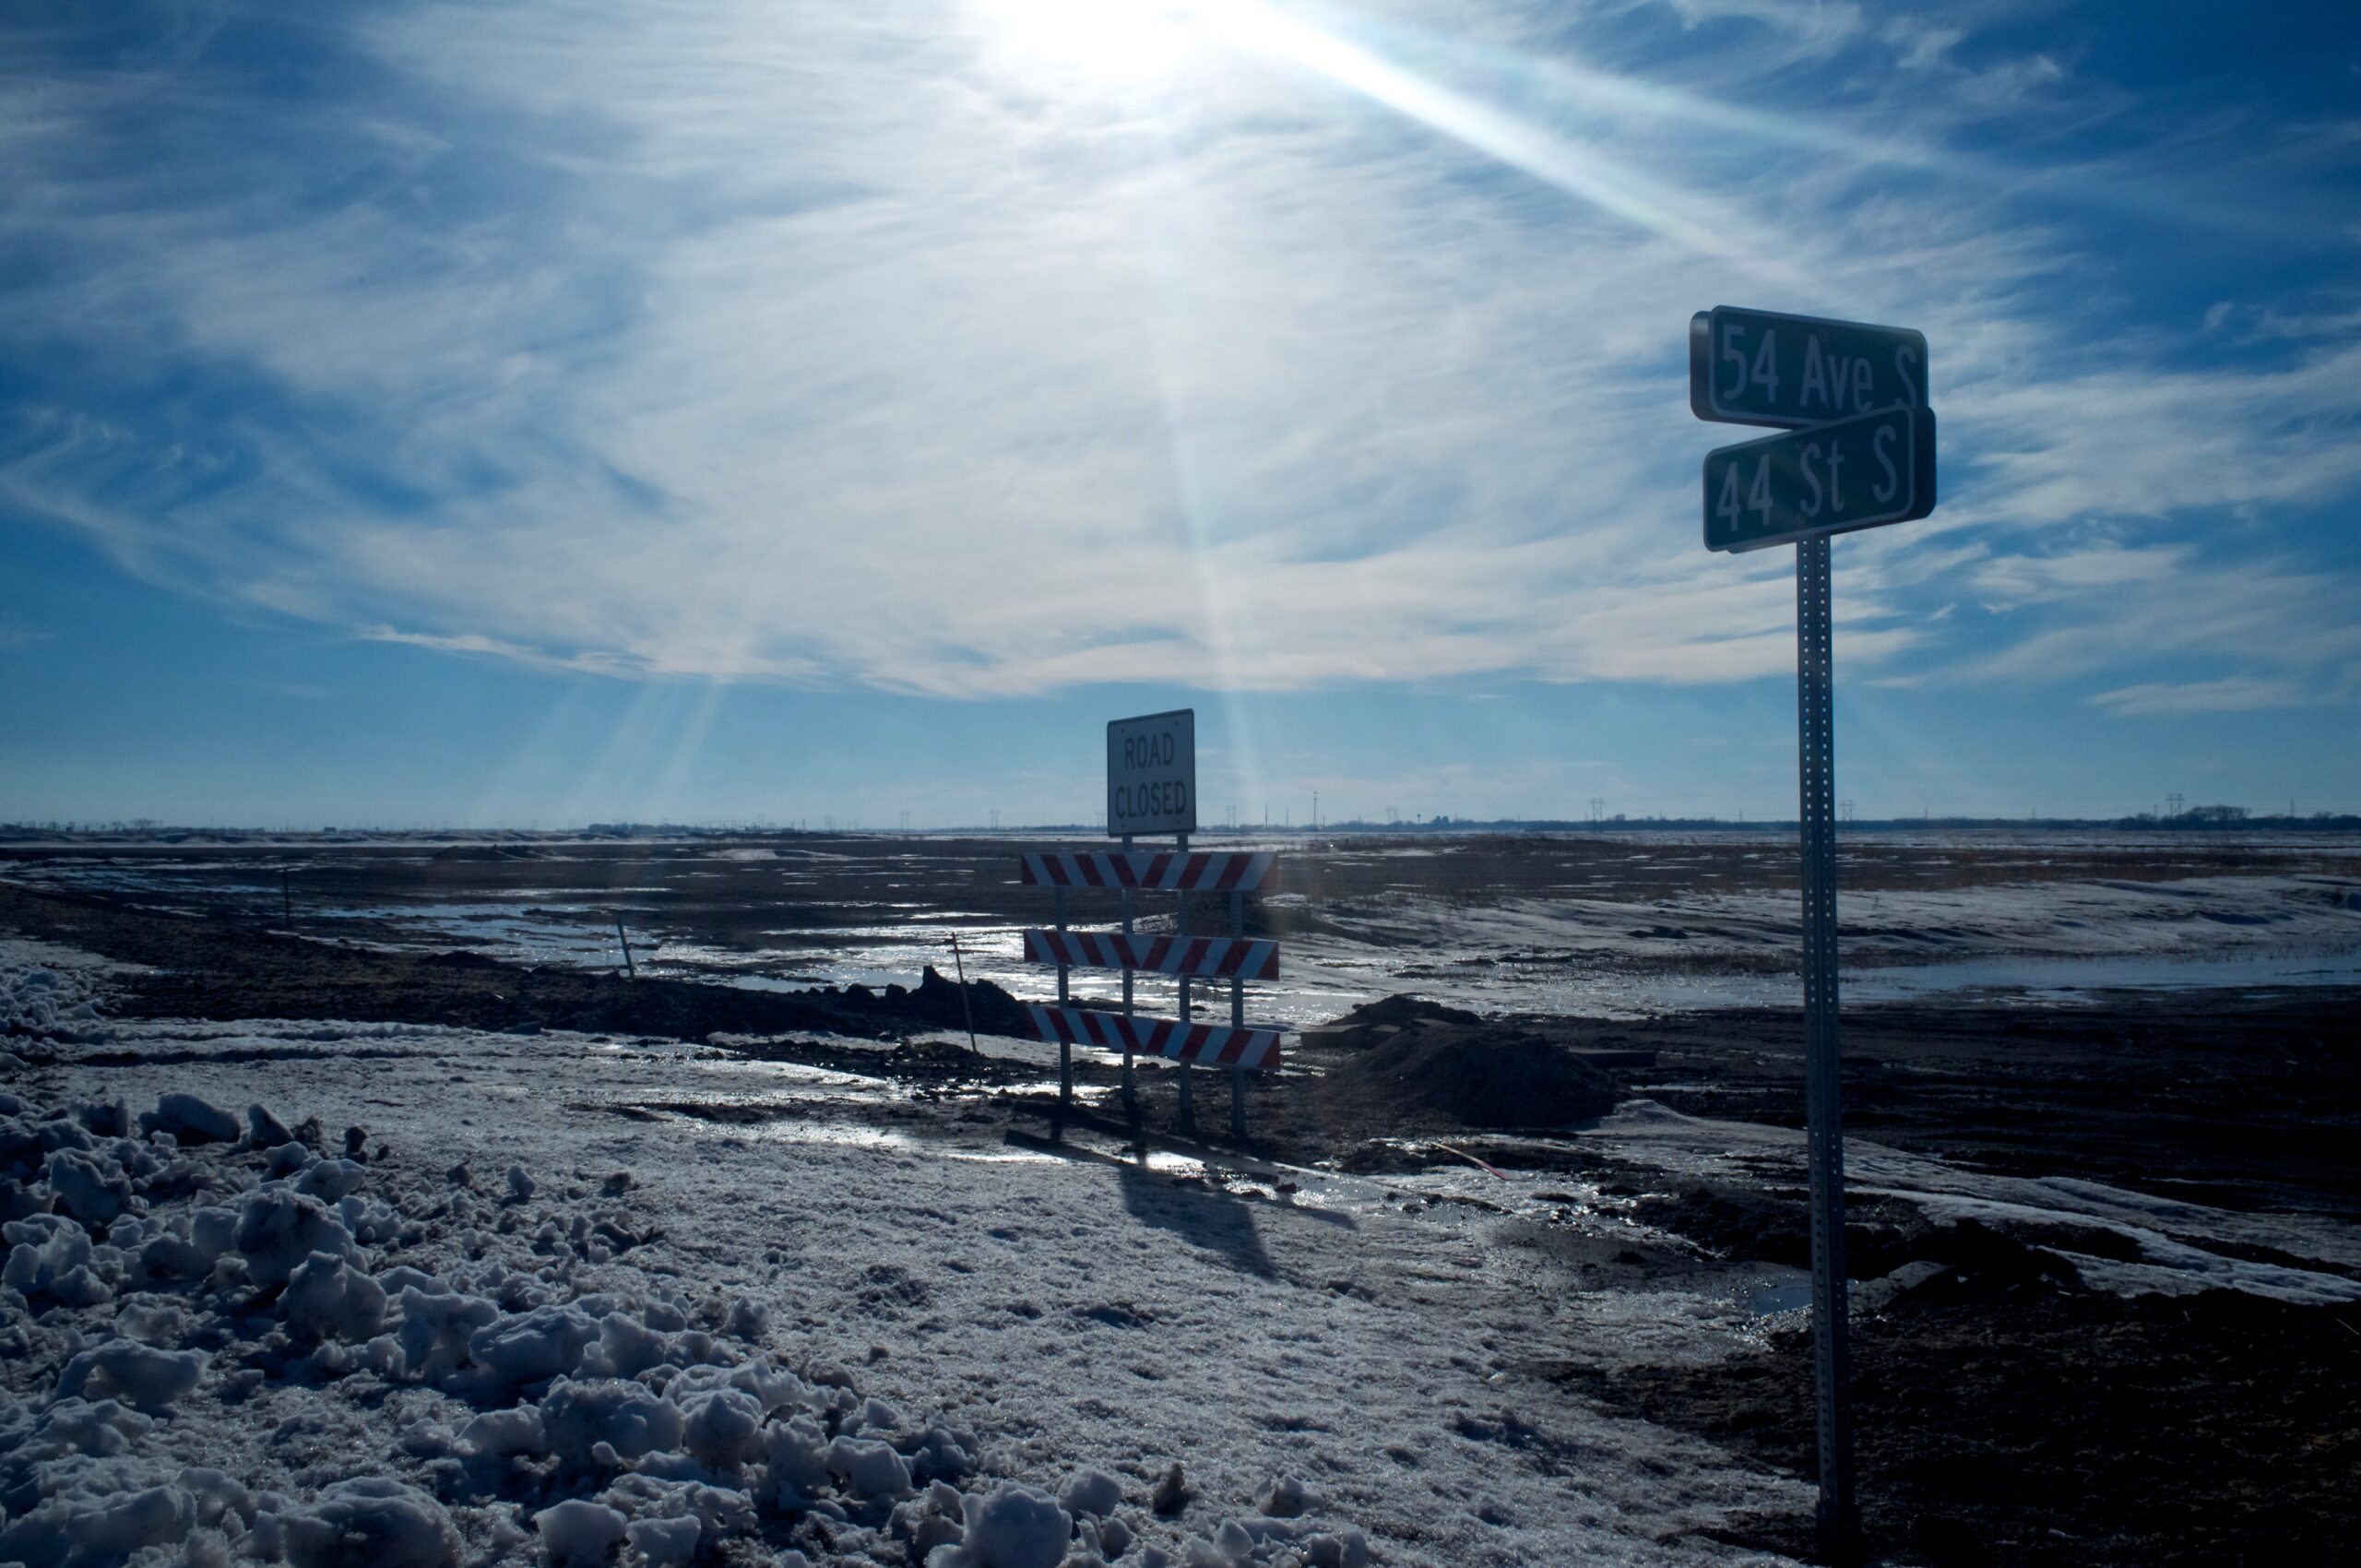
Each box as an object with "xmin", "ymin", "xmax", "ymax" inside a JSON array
[
  {"xmin": 1107, "ymin": 708, "xmax": 1195, "ymax": 838},
  {"xmin": 1703, "ymin": 404, "xmax": 1936, "ymax": 552}
]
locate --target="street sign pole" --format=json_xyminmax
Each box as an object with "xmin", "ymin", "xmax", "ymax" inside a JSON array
[
  {"xmin": 1796, "ymin": 534, "xmax": 1857, "ymax": 1557},
  {"xmin": 1691, "ymin": 305, "xmax": 1935, "ymax": 1562}
]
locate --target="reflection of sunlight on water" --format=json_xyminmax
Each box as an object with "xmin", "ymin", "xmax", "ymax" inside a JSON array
[{"xmin": 734, "ymin": 1120, "xmax": 1058, "ymax": 1164}]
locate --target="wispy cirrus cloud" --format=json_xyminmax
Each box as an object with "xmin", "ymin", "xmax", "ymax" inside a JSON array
[{"xmin": 1, "ymin": 0, "xmax": 2356, "ymax": 710}]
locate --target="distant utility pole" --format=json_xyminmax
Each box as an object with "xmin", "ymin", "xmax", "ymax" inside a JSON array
[
  {"xmin": 1312, "ymin": 790, "xmax": 1319, "ymax": 830},
  {"xmin": 2167, "ymin": 793, "xmax": 2185, "ymax": 818},
  {"xmin": 1589, "ymin": 797, "xmax": 1605, "ymax": 823},
  {"xmin": 900, "ymin": 811, "xmax": 911, "ymax": 833},
  {"xmin": 990, "ymin": 809, "xmax": 1000, "ymax": 832},
  {"xmin": 1840, "ymin": 800, "xmax": 1855, "ymax": 824}
]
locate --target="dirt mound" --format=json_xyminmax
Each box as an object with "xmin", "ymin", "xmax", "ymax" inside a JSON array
[
  {"xmin": 1302, "ymin": 993, "xmax": 1482, "ymax": 1050},
  {"xmin": 1318, "ymin": 1021, "xmax": 1620, "ymax": 1130}
]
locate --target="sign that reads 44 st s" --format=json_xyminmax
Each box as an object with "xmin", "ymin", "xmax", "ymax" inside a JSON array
[
  {"xmin": 1691, "ymin": 305, "xmax": 1928, "ymax": 429},
  {"xmin": 1107, "ymin": 708, "xmax": 1196, "ymax": 838},
  {"xmin": 1704, "ymin": 404, "xmax": 1936, "ymax": 553}
]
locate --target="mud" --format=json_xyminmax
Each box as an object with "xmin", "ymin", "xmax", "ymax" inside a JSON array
[
  {"xmin": 1316, "ymin": 1021, "xmax": 1621, "ymax": 1129},
  {"xmin": 1597, "ymin": 1273, "xmax": 2361, "ymax": 1566},
  {"xmin": 0, "ymin": 881, "xmax": 1029, "ymax": 1045}
]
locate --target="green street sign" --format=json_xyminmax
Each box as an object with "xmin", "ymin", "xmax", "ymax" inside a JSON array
[
  {"xmin": 1690, "ymin": 305, "xmax": 1928, "ymax": 429},
  {"xmin": 1703, "ymin": 404, "xmax": 1936, "ymax": 552}
]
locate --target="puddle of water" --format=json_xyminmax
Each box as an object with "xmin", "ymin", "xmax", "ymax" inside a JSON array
[
  {"xmin": 1740, "ymin": 1274, "xmax": 1814, "ymax": 1316},
  {"xmin": 1390, "ymin": 945, "xmax": 2361, "ymax": 1020}
]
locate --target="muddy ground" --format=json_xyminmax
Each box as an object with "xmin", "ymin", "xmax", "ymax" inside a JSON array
[
  {"xmin": 7, "ymin": 852, "xmax": 2361, "ymax": 1565},
  {"xmin": 6, "ymin": 830, "xmax": 2353, "ymax": 958}
]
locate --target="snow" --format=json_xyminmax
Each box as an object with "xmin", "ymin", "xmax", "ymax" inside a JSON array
[
  {"xmin": 141, "ymin": 1094, "xmax": 241, "ymax": 1146},
  {"xmin": 53, "ymin": 1343, "xmax": 208, "ymax": 1411},
  {"xmin": 0, "ymin": 1010, "xmax": 1819, "ymax": 1567},
  {"xmin": 1059, "ymin": 1468, "xmax": 1123, "ymax": 1519},
  {"xmin": 277, "ymin": 1478, "xmax": 463, "ymax": 1568},
  {"xmin": 528, "ymin": 1498, "xmax": 623, "ymax": 1568},
  {"xmin": 931, "ymin": 1480, "xmax": 1069, "ymax": 1568}
]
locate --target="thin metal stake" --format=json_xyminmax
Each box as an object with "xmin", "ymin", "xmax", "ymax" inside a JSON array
[
  {"xmin": 1173, "ymin": 831, "xmax": 1193, "ymax": 1133},
  {"xmin": 1228, "ymin": 887, "xmax": 1247, "ymax": 1140},
  {"xmin": 1053, "ymin": 885, "xmax": 1072, "ymax": 1105},
  {"xmin": 615, "ymin": 913, "xmax": 635, "ymax": 979},
  {"xmin": 1120, "ymin": 834, "xmax": 1137, "ymax": 1114},
  {"xmin": 948, "ymin": 932, "xmax": 980, "ymax": 1058},
  {"xmin": 1797, "ymin": 534, "xmax": 1857, "ymax": 1559}
]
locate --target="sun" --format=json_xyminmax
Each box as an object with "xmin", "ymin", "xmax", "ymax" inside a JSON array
[{"xmin": 979, "ymin": 0, "xmax": 1216, "ymax": 83}]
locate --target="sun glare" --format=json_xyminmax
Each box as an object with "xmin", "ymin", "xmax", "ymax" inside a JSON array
[{"xmin": 981, "ymin": 0, "xmax": 1214, "ymax": 81}]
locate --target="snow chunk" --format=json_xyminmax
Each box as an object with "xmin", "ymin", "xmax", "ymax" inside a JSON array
[
  {"xmin": 177, "ymin": 1466, "xmax": 255, "ymax": 1531},
  {"xmin": 533, "ymin": 1499, "xmax": 626, "ymax": 1568},
  {"xmin": 140, "ymin": 1094, "xmax": 239, "ymax": 1146},
  {"xmin": 755, "ymin": 1414, "xmax": 830, "ymax": 1511},
  {"xmin": 393, "ymin": 1287, "xmax": 500, "ymax": 1385},
  {"xmin": 466, "ymin": 1302, "xmax": 600, "ymax": 1390},
  {"xmin": 1299, "ymin": 1528, "xmax": 1370, "ymax": 1568},
  {"xmin": 933, "ymin": 1482, "xmax": 1072, "ymax": 1568},
  {"xmin": 576, "ymin": 1312, "xmax": 668, "ymax": 1380},
  {"xmin": 293, "ymin": 1158, "xmax": 365, "ymax": 1205},
  {"xmin": 279, "ymin": 1478, "xmax": 462, "ymax": 1568},
  {"xmin": 55, "ymin": 1341, "xmax": 208, "ymax": 1411},
  {"xmin": 459, "ymin": 1407, "xmax": 549, "ymax": 1459},
  {"xmin": 284, "ymin": 1252, "xmax": 389, "ymax": 1343},
  {"xmin": 1258, "ymin": 1477, "xmax": 1319, "ymax": 1518},
  {"xmin": 6, "ymin": 1212, "xmax": 110, "ymax": 1305},
  {"xmin": 246, "ymin": 1104, "xmax": 296, "ymax": 1148},
  {"xmin": 233, "ymin": 1190, "xmax": 355, "ymax": 1288},
  {"xmin": 46, "ymin": 1147, "xmax": 132, "ymax": 1226},
  {"xmin": 624, "ymin": 1515, "xmax": 698, "ymax": 1568},
  {"xmin": 540, "ymin": 1378, "xmax": 685, "ymax": 1469},
  {"xmin": 677, "ymin": 1386, "xmax": 765, "ymax": 1471},
  {"xmin": 825, "ymin": 1435, "xmax": 913, "ymax": 1501},
  {"xmin": 0, "ymin": 1479, "xmax": 196, "ymax": 1567},
  {"xmin": 1059, "ymin": 1470, "xmax": 1123, "ymax": 1519}
]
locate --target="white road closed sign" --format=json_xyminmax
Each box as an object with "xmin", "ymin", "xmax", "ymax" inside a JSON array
[{"xmin": 1107, "ymin": 708, "xmax": 1195, "ymax": 838}]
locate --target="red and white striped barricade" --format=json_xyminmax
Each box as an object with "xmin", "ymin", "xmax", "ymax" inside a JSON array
[
  {"xmin": 1017, "ymin": 847, "xmax": 1283, "ymax": 1134},
  {"xmin": 1023, "ymin": 1006, "xmax": 1283, "ymax": 1071},
  {"xmin": 1020, "ymin": 930, "xmax": 1279, "ymax": 981},
  {"xmin": 1019, "ymin": 850, "xmax": 1275, "ymax": 893}
]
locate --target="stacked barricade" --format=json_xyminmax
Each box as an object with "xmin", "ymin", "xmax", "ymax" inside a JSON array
[{"xmin": 1015, "ymin": 849, "xmax": 1283, "ymax": 1135}]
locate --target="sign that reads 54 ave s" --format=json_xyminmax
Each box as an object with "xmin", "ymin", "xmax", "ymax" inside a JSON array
[
  {"xmin": 1690, "ymin": 305, "xmax": 1928, "ymax": 429},
  {"xmin": 1703, "ymin": 404, "xmax": 1937, "ymax": 552},
  {"xmin": 1107, "ymin": 708, "xmax": 1196, "ymax": 837}
]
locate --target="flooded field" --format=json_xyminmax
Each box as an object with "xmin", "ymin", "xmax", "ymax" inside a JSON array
[{"xmin": 6, "ymin": 828, "xmax": 2357, "ymax": 1022}]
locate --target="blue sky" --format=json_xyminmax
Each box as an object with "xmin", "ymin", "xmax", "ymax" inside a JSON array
[{"xmin": 3, "ymin": 0, "xmax": 2358, "ymax": 827}]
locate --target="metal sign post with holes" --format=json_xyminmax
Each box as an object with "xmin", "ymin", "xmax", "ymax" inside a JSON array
[
  {"xmin": 1692, "ymin": 305, "xmax": 1940, "ymax": 1562},
  {"xmin": 1017, "ymin": 709, "xmax": 1286, "ymax": 1137}
]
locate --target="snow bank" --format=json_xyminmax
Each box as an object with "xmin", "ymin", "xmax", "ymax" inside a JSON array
[{"xmin": 0, "ymin": 1080, "xmax": 1379, "ymax": 1568}]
